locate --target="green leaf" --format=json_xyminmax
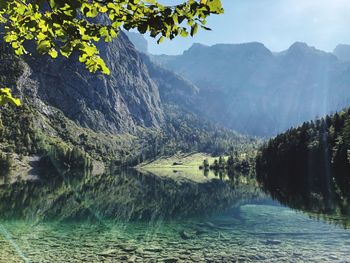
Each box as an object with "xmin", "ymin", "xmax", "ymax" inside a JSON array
[
  {"xmin": 37, "ymin": 40, "xmax": 51, "ymax": 54},
  {"xmin": 0, "ymin": 88, "xmax": 21, "ymax": 107},
  {"xmin": 157, "ymin": 36, "xmax": 164, "ymax": 44},
  {"xmin": 191, "ymin": 23, "xmax": 198, "ymax": 36},
  {"xmin": 0, "ymin": 0, "xmax": 223, "ymax": 75}
]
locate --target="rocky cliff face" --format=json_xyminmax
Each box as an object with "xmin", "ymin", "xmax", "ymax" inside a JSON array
[
  {"xmin": 124, "ymin": 31, "xmax": 149, "ymax": 54},
  {"xmin": 3, "ymin": 32, "xmax": 163, "ymax": 135},
  {"xmin": 140, "ymin": 53, "xmax": 199, "ymax": 111}
]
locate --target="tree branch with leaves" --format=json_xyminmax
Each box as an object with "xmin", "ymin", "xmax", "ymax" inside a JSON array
[{"xmin": 0, "ymin": 0, "xmax": 223, "ymax": 106}]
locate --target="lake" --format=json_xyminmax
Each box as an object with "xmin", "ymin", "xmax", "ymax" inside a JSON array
[{"xmin": 0, "ymin": 169, "xmax": 349, "ymax": 262}]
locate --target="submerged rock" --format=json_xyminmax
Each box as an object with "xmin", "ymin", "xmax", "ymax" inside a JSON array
[
  {"xmin": 144, "ymin": 246, "xmax": 163, "ymax": 252},
  {"xmin": 127, "ymin": 255, "xmax": 138, "ymax": 262},
  {"xmin": 264, "ymin": 239, "xmax": 282, "ymax": 245},
  {"xmin": 97, "ymin": 249, "xmax": 117, "ymax": 257},
  {"xmin": 195, "ymin": 228, "xmax": 209, "ymax": 236},
  {"xmin": 163, "ymin": 257, "xmax": 178, "ymax": 263},
  {"xmin": 179, "ymin": 230, "xmax": 192, "ymax": 240},
  {"xmin": 119, "ymin": 244, "xmax": 137, "ymax": 252}
]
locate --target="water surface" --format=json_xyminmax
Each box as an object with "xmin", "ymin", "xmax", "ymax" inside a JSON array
[{"xmin": 0, "ymin": 169, "xmax": 349, "ymax": 262}]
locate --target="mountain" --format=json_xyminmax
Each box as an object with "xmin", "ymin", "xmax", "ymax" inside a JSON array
[
  {"xmin": 140, "ymin": 53, "xmax": 199, "ymax": 111},
  {"xmin": 0, "ymin": 34, "xmax": 167, "ymax": 170},
  {"xmin": 334, "ymin": 44, "xmax": 350, "ymax": 61},
  {"xmin": 0, "ymin": 32, "xmax": 253, "ymax": 175},
  {"xmin": 124, "ymin": 31, "xmax": 149, "ymax": 54},
  {"xmin": 154, "ymin": 42, "xmax": 350, "ymax": 136},
  {"xmin": 123, "ymin": 32, "xmax": 200, "ymax": 111},
  {"xmin": 17, "ymin": 32, "xmax": 163, "ymax": 134}
]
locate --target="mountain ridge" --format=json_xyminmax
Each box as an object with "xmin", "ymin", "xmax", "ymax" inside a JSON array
[{"xmin": 150, "ymin": 40, "xmax": 350, "ymax": 136}]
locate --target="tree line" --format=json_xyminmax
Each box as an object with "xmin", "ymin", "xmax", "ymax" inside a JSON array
[
  {"xmin": 199, "ymin": 150, "xmax": 256, "ymax": 179},
  {"xmin": 256, "ymin": 107, "xmax": 350, "ymax": 216}
]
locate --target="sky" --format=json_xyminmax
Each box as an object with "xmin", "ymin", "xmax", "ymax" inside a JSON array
[{"xmin": 145, "ymin": 0, "xmax": 350, "ymax": 55}]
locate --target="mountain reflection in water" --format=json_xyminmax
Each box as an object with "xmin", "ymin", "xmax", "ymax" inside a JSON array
[
  {"xmin": 257, "ymin": 166, "xmax": 350, "ymax": 229},
  {"xmin": 0, "ymin": 169, "xmax": 350, "ymax": 262},
  {"xmin": 0, "ymin": 169, "xmax": 263, "ymax": 222}
]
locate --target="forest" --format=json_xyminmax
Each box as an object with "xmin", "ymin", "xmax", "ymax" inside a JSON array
[{"xmin": 256, "ymin": 107, "xmax": 350, "ymax": 215}]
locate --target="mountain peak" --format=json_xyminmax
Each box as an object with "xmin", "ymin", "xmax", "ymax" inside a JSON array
[
  {"xmin": 183, "ymin": 42, "xmax": 272, "ymax": 58},
  {"xmin": 189, "ymin": 42, "xmax": 268, "ymax": 50},
  {"xmin": 124, "ymin": 31, "xmax": 149, "ymax": 54},
  {"xmin": 288, "ymin": 42, "xmax": 311, "ymax": 52},
  {"xmin": 333, "ymin": 44, "xmax": 350, "ymax": 61},
  {"xmin": 191, "ymin": 43, "xmax": 207, "ymax": 48},
  {"xmin": 285, "ymin": 42, "xmax": 336, "ymax": 60},
  {"xmin": 185, "ymin": 43, "xmax": 208, "ymax": 52}
]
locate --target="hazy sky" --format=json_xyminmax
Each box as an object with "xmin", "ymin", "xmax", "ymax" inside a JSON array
[{"xmin": 145, "ymin": 0, "xmax": 350, "ymax": 55}]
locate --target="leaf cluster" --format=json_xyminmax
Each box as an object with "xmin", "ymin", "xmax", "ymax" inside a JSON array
[
  {"xmin": 0, "ymin": 0, "xmax": 223, "ymax": 74},
  {"xmin": 0, "ymin": 87, "xmax": 21, "ymax": 106}
]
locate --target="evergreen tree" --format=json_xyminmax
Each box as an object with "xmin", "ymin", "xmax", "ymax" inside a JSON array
[{"xmin": 256, "ymin": 107, "xmax": 350, "ymax": 216}]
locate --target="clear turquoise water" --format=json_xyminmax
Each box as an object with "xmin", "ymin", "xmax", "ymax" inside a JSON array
[{"xmin": 0, "ymin": 170, "xmax": 349, "ymax": 262}]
